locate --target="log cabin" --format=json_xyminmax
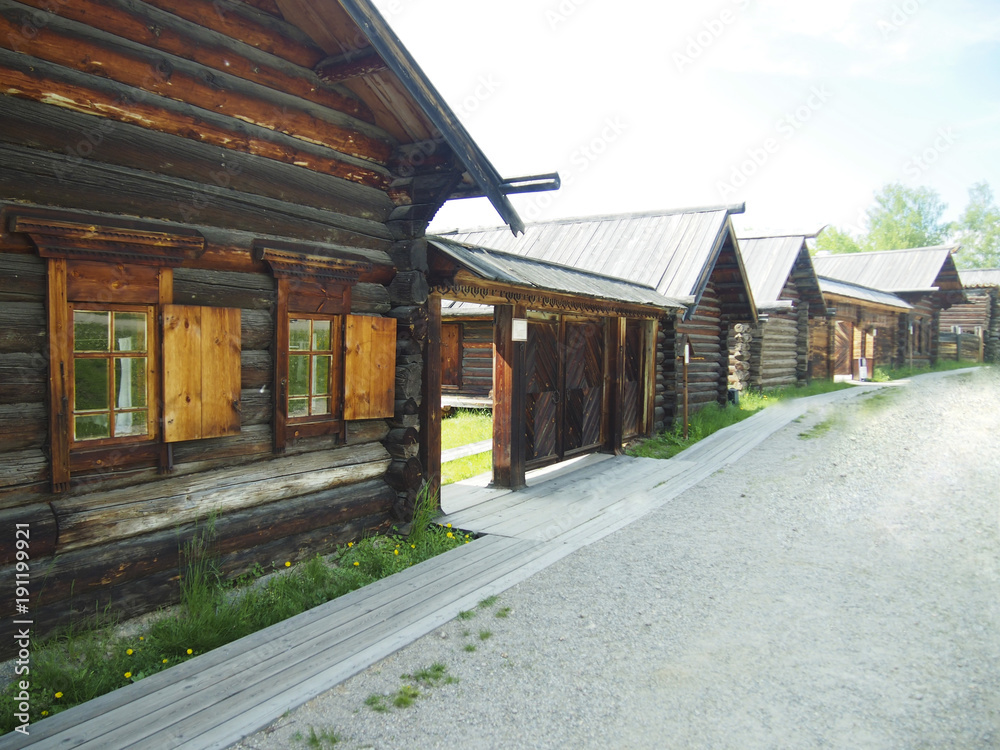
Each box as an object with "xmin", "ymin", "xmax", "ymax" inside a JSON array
[
  {"xmin": 812, "ymin": 277, "xmax": 910, "ymax": 381},
  {"xmin": 436, "ymin": 204, "xmax": 758, "ymax": 432},
  {"xmin": 939, "ymin": 268, "xmax": 1000, "ymax": 364},
  {"xmin": 0, "ymin": 0, "xmax": 557, "ymax": 648},
  {"xmin": 425, "ymin": 238, "xmax": 687, "ymax": 490},
  {"xmin": 735, "ymin": 233, "xmax": 826, "ymax": 390},
  {"xmin": 813, "ymin": 246, "xmax": 965, "ymax": 372}
]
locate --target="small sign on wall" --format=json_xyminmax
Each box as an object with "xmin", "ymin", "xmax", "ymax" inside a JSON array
[{"xmin": 512, "ymin": 318, "xmax": 528, "ymax": 342}]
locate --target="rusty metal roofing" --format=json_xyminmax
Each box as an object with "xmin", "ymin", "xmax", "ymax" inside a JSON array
[
  {"xmin": 817, "ymin": 277, "xmax": 912, "ymax": 311},
  {"xmin": 960, "ymin": 268, "xmax": 1000, "ymax": 287},
  {"xmin": 739, "ymin": 235, "xmax": 821, "ymax": 309},
  {"xmin": 437, "ymin": 205, "xmax": 747, "ymax": 300},
  {"xmin": 429, "ymin": 238, "xmax": 688, "ymax": 311},
  {"xmin": 811, "ymin": 246, "xmax": 960, "ymax": 293}
]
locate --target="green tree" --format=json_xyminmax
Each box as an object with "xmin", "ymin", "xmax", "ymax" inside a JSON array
[
  {"xmin": 813, "ymin": 225, "xmax": 862, "ymax": 254},
  {"xmin": 862, "ymin": 183, "xmax": 948, "ymax": 251},
  {"xmin": 952, "ymin": 181, "xmax": 1000, "ymax": 269}
]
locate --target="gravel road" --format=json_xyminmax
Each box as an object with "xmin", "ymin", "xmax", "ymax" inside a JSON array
[{"xmin": 234, "ymin": 368, "xmax": 1000, "ymax": 750}]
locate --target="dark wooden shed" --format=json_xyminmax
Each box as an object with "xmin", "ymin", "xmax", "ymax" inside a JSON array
[
  {"xmin": 813, "ymin": 246, "xmax": 965, "ymax": 371},
  {"xmin": 425, "ymin": 238, "xmax": 687, "ymax": 490},
  {"xmin": 437, "ymin": 204, "xmax": 758, "ymax": 429},
  {"xmin": 736, "ymin": 234, "xmax": 826, "ymax": 389},
  {"xmin": 0, "ymin": 0, "xmax": 551, "ymax": 645},
  {"xmin": 939, "ymin": 268, "xmax": 1000, "ymax": 364}
]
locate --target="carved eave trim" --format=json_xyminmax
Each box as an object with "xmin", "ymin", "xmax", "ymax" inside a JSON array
[
  {"xmin": 430, "ymin": 282, "xmax": 666, "ymax": 320},
  {"xmin": 10, "ymin": 214, "xmax": 204, "ymax": 265},
  {"xmin": 253, "ymin": 242, "xmax": 373, "ymax": 284}
]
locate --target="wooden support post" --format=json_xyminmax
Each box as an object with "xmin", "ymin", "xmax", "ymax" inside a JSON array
[
  {"xmin": 47, "ymin": 258, "xmax": 70, "ymax": 492},
  {"xmin": 420, "ymin": 291, "xmax": 443, "ymax": 499},
  {"xmin": 492, "ymin": 304, "xmax": 526, "ymax": 490},
  {"xmin": 608, "ymin": 316, "xmax": 625, "ymax": 454}
]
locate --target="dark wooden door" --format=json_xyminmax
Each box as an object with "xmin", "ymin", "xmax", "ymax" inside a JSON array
[
  {"xmin": 622, "ymin": 320, "xmax": 643, "ymax": 438},
  {"xmin": 834, "ymin": 321, "xmax": 852, "ymax": 377},
  {"xmin": 441, "ymin": 322, "xmax": 461, "ymax": 389},
  {"xmin": 525, "ymin": 319, "xmax": 559, "ymax": 463},
  {"xmin": 525, "ymin": 317, "xmax": 605, "ymax": 466}
]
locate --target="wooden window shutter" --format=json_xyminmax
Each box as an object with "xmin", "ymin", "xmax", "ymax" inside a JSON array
[
  {"xmin": 162, "ymin": 305, "xmax": 241, "ymax": 442},
  {"xmin": 344, "ymin": 315, "xmax": 396, "ymax": 420}
]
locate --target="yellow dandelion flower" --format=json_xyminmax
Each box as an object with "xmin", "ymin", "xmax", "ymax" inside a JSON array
[
  {"xmin": 353, "ymin": 561, "xmax": 360, "ymax": 566},
  {"xmin": 285, "ymin": 561, "xmax": 291, "ymax": 567},
  {"xmin": 186, "ymin": 649, "xmax": 193, "ymax": 655},
  {"xmin": 446, "ymin": 532, "xmax": 453, "ymax": 538},
  {"xmin": 348, "ymin": 542, "xmax": 353, "ymax": 548},
  {"xmin": 139, "ymin": 636, "xmax": 144, "ymax": 641},
  {"xmin": 394, "ymin": 549, "xmax": 399, "ymax": 555},
  {"xmin": 446, "ymin": 523, "xmax": 452, "ymax": 528},
  {"xmin": 124, "ymin": 672, "xmax": 132, "ymax": 679},
  {"xmin": 41, "ymin": 711, "xmax": 48, "ymax": 716},
  {"xmin": 126, "ymin": 649, "xmax": 133, "ymax": 655},
  {"xmin": 411, "ymin": 544, "xmax": 416, "ymax": 549},
  {"xmin": 465, "ymin": 540, "xmax": 470, "ymax": 544},
  {"xmin": 162, "ymin": 658, "xmax": 168, "ymax": 664},
  {"xmin": 54, "ymin": 692, "xmax": 63, "ymax": 699}
]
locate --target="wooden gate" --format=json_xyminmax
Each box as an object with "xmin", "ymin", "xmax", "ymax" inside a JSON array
[
  {"xmin": 525, "ymin": 316, "xmax": 605, "ymax": 466},
  {"xmin": 622, "ymin": 320, "xmax": 644, "ymax": 438},
  {"xmin": 834, "ymin": 321, "xmax": 852, "ymax": 378}
]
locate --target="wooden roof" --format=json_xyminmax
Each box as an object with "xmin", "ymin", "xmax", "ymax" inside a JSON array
[
  {"xmin": 274, "ymin": 0, "xmax": 524, "ymax": 231},
  {"xmin": 812, "ymin": 246, "xmax": 962, "ymax": 294},
  {"xmin": 738, "ymin": 234, "xmax": 825, "ymax": 315},
  {"xmin": 817, "ymin": 277, "xmax": 912, "ymax": 312},
  {"xmin": 960, "ymin": 268, "xmax": 1000, "ymax": 288},
  {"xmin": 438, "ymin": 205, "xmax": 756, "ymax": 322},
  {"xmin": 429, "ymin": 238, "xmax": 688, "ymax": 316}
]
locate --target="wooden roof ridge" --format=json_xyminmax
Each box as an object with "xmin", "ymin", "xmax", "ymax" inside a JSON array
[
  {"xmin": 435, "ymin": 202, "xmax": 747, "ymax": 237},
  {"xmin": 738, "ymin": 234, "xmax": 824, "ymax": 312},
  {"xmin": 812, "ymin": 245, "xmax": 961, "ymax": 294}
]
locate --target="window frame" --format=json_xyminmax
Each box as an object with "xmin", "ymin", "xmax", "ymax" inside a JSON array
[
  {"xmin": 68, "ymin": 302, "xmax": 158, "ymax": 449},
  {"xmin": 285, "ymin": 314, "xmax": 344, "ymax": 425}
]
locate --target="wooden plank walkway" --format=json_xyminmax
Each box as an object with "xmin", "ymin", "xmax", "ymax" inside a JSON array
[{"xmin": 1, "ymin": 383, "xmax": 891, "ymax": 750}]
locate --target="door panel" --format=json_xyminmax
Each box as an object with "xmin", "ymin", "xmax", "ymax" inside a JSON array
[
  {"xmin": 834, "ymin": 321, "xmax": 852, "ymax": 377},
  {"xmin": 622, "ymin": 320, "xmax": 643, "ymax": 438},
  {"xmin": 563, "ymin": 319, "xmax": 604, "ymax": 453},
  {"xmin": 525, "ymin": 320, "xmax": 559, "ymax": 462}
]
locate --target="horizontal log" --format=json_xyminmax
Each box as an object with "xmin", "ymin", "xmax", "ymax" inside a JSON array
[
  {"xmin": 241, "ymin": 309, "xmax": 275, "ymax": 351},
  {"xmin": 352, "ymin": 282, "xmax": 391, "ymax": 314},
  {"xmin": 0, "ymin": 502, "xmax": 57, "ymax": 566},
  {"xmin": 385, "ymin": 456, "xmax": 421, "ymax": 491},
  {"xmin": 388, "ymin": 271, "xmax": 429, "ymax": 306},
  {"xmin": 0, "ymin": 352, "xmax": 46, "ymax": 404},
  {"xmin": 385, "ymin": 426, "xmax": 419, "ymax": 446},
  {"xmin": 0, "ymin": 4, "xmax": 394, "ymax": 163},
  {"xmin": 0, "ymin": 448, "xmax": 47, "ymax": 495},
  {"xmin": 0, "ymin": 95, "xmax": 392, "ymax": 225},
  {"xmin": 52, "ymin": 441, "xmax": 392, "ymax": 550},
  {"xmin": 346, "ymin": 419, "xmax": 390, "ymax": 445},
  {"xmin": 241, "ymin": 349, "xmax": 272, "ymax": 389},
  {"xmin": 0, "ymin": 402, "xmax": 45, "ymax": 451},
  {"xmin": 0, "ymin": 253, "xmax": 45, "ymax": 302},
  {"xmin": 13, "ymin": 0, "xmax": 375, "ymax": 122},
  {"xmin": 0, "ymin": 51, "xmax": 390, "ymax": 189},
  {"xmin": 171, "ymin": 268, "xmax": 276, "ymax": 310}
]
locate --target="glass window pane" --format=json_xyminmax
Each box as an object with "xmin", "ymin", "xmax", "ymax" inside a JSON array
[
  {"xmin": 288, "ymin": 398, "xmax": 309, "ymax": 418},
  {"xmin": 75, "ymin": 414, "xmax": 110, "ymax": 441},
  {"xmin": 115, "ymin": 410, "xmax": 148, "ymax": 437},
  {"xmin": 289, "ymin": 319, "xmax": 311, "ymax": 351},
  {"xmin": 74, "ymin": 310, "xmax": 110, "ymax": 352},
  {"xmin": 313, "ymin": 355, "xmax": 331, "ymax": 396},
  {"xmin": 311, "ymin": 397, "xmax": 330, "ymax": 415},
  {"xmin": 115, "ymin": 357, "xmax": 147, "ymax": 409},
  {"xmin": 312, "ymin": 320, "xmax": 331, "ymax": 351},
  {"xmin": 75, "ymin": 358, "xmax": 109, "ymax": 411},
  {"xmin": 288, "ymin": 355, "xmax": 309, "ymax": 397},
  {"xmin": 114, "ymin": 312, "xmax": 147, "ymax": 352}
]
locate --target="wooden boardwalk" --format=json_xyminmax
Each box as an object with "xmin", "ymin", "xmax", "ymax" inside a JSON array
[{"xmin": 2, "ymin": 384, "xmax": 888, "ymax": 750}]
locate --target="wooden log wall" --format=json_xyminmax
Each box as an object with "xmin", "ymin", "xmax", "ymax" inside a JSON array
[
  {"xmin": 654, "ymin": 315, "xmax": 676, "ymax": 432},
  {"xmin": 0, "ymin": 0, "xmax": 473, "ymax": 651},
  {"xmin": 751, "ymin": 315, "xmax": 799, "ymax": 390},
  {"xmin": 457, "ymin": 320, "xmax": 494, "ymax": 397},
  {"xmin": 727, "ymin": 323, "xmax": 753, "ymax": 391},
  {"xmin": 676, "ymin": 279, "xmax": 726, "ymax": 412},
  {"xmin": 809, "ymin": 317, "xmax": 834, "ymax": 381},
  {"xmin": 939, "ymin": 288, "xmax": 998, "ymax": 363}
]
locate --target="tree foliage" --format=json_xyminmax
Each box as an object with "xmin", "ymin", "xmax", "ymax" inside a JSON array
[
  {"xmin": 814, "ymin": 182, "xmax": 1000, "ymax": 269},
  {"xmin": 953, "ymin": 182, "xmax": 1000, "ymax": 269}
]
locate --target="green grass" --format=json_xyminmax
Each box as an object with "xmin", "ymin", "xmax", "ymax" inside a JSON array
[
  {"xmin": 364, "ymin": 664, "xmax": 455, "ymax": 713},
  {"xmin": 872, "ymin": 359, "xmax": 983, "ymax": 382},
  {"xmin": 1, "ymin": 487, "xmax": 462, "ymax": 735},
  {"xmin": 296, "ymin": 726, "xmax": 341, "ymax": 748},
  {"xmin": 441, "ymin": 408, "xmax": 494, "ymax": 485},
  {"xmin": 628, "ymin": 380, "xmax": 852, "ymax": 460},
  {"xmin": 441, "ymin": 409, "xmax": 492, "ymax": 450},
  {"xmin": 798, "ymin": 418, "xmax": 835, "ymax": 440}
]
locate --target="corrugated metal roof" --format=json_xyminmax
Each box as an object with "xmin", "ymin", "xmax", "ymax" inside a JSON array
[
  {"xmin": 437, "ymin": 205, "xmax": 744, "ymax": 299},
  {"xmin": 960, "ymin": 268, "xmax": 1000, "ymax": 287},
  {"xmin": 812, "ymin": 246, "xmax": 959, "ymax": 293},
  {"xmin": 429, "ymin": 238, "xmax": 688, "ymax": 311},
  {"xmin": 818, "ymin": 277, "xmax": 912, "ymax": 311},
  {"xmin": 441, "ymin": 299, "xmax": 492, "ymax": 316},
  {"xmin": 739, "ymin": 235, "xmax": 811, "ymax": 306}
]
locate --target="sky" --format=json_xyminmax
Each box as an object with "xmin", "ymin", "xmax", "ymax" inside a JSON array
[{"xmin": 371, "ymin": 0, "xmax": 1000, "ymax": 239}]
